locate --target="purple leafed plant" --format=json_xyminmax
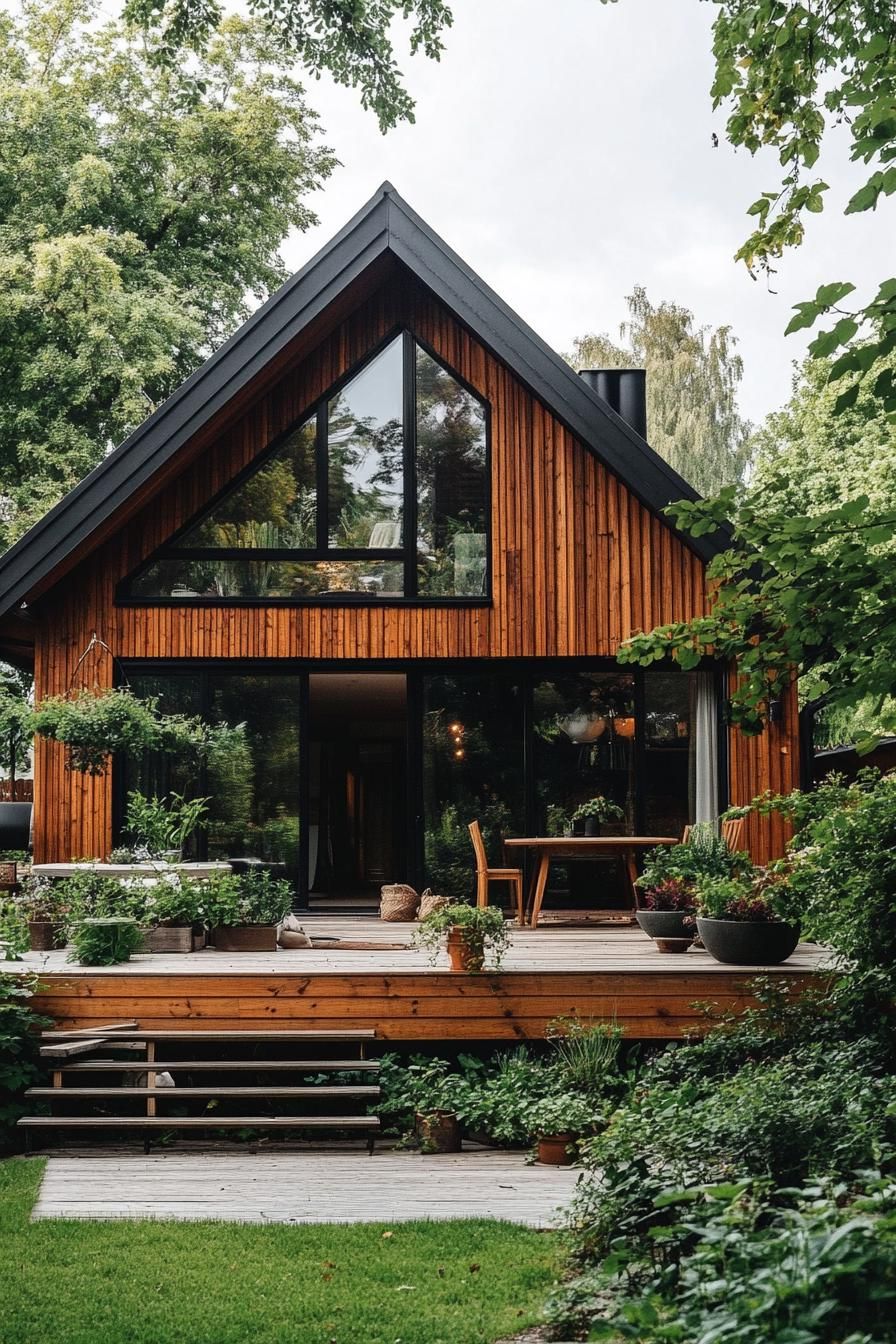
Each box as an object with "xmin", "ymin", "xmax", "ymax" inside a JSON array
[{"xmin": 641, "ymin": 878, "xmax": 696, "ymax": 913}]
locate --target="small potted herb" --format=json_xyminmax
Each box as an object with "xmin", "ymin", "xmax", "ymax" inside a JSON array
[
  {"xmin": 526, "ymin": 1093, "xmax": 597, "ymax": 1165},
  {"xmin": 415, "ymin": 903, "xmax": 510, "ymax": 972},
  {"xmin": 570, "ymin": 796, "xmax": 625, "ymax": 837},
  {"xmin": 204, "ymin": 870, "xmax": 292, "ymax": 951},
  {"xmin": 695, "ymin": 869, "xmax": 799, "ymax": 965},
  {"xmin": 15, "ymin": 878, "xmax": 70, "ymax": 951},
  {"xmin": 635, "ymin": 877, "xmax": 696, "ymax": 952}
]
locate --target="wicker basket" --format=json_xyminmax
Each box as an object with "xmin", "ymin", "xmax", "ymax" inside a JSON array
[
  {"xmin": 417, "ymin": 888, "xmax": 449, "ymax": 920},
  {"xmin": 380, "ymin": 883, "xmax": 419, "ymax": 922}
]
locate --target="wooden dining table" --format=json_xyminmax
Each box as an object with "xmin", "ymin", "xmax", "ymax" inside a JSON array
[{"xmin": 503, "ymin": 835, "xmax": 679, "ymax": 928}]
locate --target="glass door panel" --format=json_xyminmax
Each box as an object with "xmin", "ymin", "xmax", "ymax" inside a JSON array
[{"xmin": 421, "ymin": 673, "xmax": 525, "ymax": 901}]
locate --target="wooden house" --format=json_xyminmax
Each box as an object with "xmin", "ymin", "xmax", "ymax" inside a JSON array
[{"xmin": 0, "ymin": 186, "xmax": 816, "ymax": 1044}]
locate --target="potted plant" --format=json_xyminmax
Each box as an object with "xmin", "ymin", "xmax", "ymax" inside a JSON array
[
  {"xmin": 122, "ymin": 790, "xmax": 210, "ymax": 863},
  {"xmin": 203, "ymin": 870, "xmax": 292, "ymax": 951},
  {"xmin": 14, "ymin": 878, "xmax": 70, "ymax": 951},
  {"xmin": 694, "ymin": 869, "xmax": 800, "ymax": 966},
  {"xmin": 127, "ymin": 874, "xmax": 207, "ymax": 953},
  {"xmin": 67, "ymin": 917, "xmax": 144, "ymax": 966},
  {"xmin": 526, "ymin": 1092, "xmax": 597, "ymax": 1166},
  {"xmin": 415, "ymin": 903, "xmax": 511, "ymax": 972},
  {"xmin": 570, "ymin": 796, "xmax": 625, "ymax": 838},
  {"xmin": 635, "ymin": 878, "xmax": 697, "ymax": 952},
  {"xmin": 31, "ymin": 688, "xmax": 166, "ymax": 775}
]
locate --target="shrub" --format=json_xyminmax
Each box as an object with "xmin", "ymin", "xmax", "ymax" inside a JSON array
[
  {"xmin": 202, "ymin": 869, "xmax": 292, "ymax": 927},
  {"xmin": 640, "ymin": 878, "xmax": 694, "ymax": 912},
  {"xmin": 637, "ymin": 823, "xmax": 748, "ymax": 901},
  {"xmin": 68, "ymin": 918, "xmax": 143, "ymax": 965},
  {"xmin": 123, "ymin": 790, "xmax": 209, "ymax": 858},
  {"xmin": 550, "ymin": 1176, "xmax": 896, "ymax": 1344},
  {"xmin": 0, "ymin": 973, "xmax": 49, "ymax": 1149}
]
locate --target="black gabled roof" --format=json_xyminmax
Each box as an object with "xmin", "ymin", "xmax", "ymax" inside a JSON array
[{"xmin": 0, "ymin": 182, "xmax": 720, "ymax": 616}]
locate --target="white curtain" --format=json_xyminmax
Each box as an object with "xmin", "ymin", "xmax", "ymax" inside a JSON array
[{"xmin": 694, "ymin": 671, "xmax": 719, "ymax": 825}]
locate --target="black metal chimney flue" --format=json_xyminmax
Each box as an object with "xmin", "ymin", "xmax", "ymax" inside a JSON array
[{"xmin": 578, "ymin": 368, "xmax": 647, "ymax": 440}]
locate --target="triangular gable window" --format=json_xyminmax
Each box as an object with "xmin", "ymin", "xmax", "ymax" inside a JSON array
[{"xmin": 121, "ymin": 332, "xmax": 489, "ymax": 603}]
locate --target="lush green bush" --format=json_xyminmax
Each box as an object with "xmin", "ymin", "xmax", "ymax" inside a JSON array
[
  {"xmin": 122, "ymin": 790, "xmax": 209, "ymax": 858},
  {"xmin": 376, "ymin": 1023, "xmax": 628, "ymax": 1149},
  {"xmin": 550, "ymin": 1175, "xmax": 896, "ymax": 1344},
  {"xmin": 0, "ymin": 973, "xmax": 48, "ymax": 1148},
  {"xmin": 67, "ymin": 918, "xmax": 144, "ymax": 965},
  {"xmin": 202, "ymin": 869, "xmax": 292, "ymax": 927},
  {"xmin": 637, "ymin": 823, "xmax": 749, "ymax": 903}
]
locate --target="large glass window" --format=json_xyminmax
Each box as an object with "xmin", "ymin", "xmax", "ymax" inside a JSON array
[
  {"xmin": 422, "ymin": 674, "xmax": 525, "ymax": 901},
  {"xmin": 120, "ymin": 672, "xmax": 301, "ymax": 885},
  {"xmin": 121, "ymin": 332, "xmax": 489, "ymax": 604}
]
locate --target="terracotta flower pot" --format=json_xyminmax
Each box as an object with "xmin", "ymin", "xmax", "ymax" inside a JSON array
[
  {"xmin": 211, "ymin": 924, "xmax": 277, "ymax": 952},
  {"xmin": 537, "ymin": 1133, "xmax": 575, "ymax": 1166},
  {"xmin": 416, "ymin": 1109, "xmax": 461, "ymax": 1153},
  {"xmin": 696, "ymin": 917, "xmax": 800, "ymax": 966},
  {"xmin": 27, "ymin": 920, "xmax": 64, "ymax": 952},
  {"xmin": 446, "ymin": 926, "xmax": 483, "ymax": 973}
]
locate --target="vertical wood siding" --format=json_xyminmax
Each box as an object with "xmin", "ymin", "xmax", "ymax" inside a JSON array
[{"xmin": 29, "ymin": 271, "xmax": 796, "ymax": 861}]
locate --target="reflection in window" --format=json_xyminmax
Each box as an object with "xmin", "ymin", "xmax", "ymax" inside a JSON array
[
  {"xmin": 534, "ymin": 673, "xmax": 636, "ymax": 909},
  {"xmin": 128, "ymin": 558, "xmax": 404, "ymax": 599},
  {"xmin": 643, "ymin": 668, "xmax": 695, "ymax": 838},
  {"xmin": 416, "ymin": 350, "xmax": 488, "ymax": 596},
  {"xmin": 422, "ymin": 675, "xmax": 524, "ymax": 901},
  {"xmin": 121, "ymin": 673, "xmax": 301, "ymax": 887},
  {"xmin": 121, "ymin": 331, "xmax": 489, "ymax": 603},
  {"xmin": 177, "ymin": 421, "xmax": 317, "ymax": 550},
  {"xmin": 328, "ymin": 337, "xmax": 404, "ymax": 548}
]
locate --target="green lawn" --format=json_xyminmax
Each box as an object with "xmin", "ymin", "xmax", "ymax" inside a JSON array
[{"xmin": 0, "ymin": 1160, "xmax": 559, "ymax": 1344}]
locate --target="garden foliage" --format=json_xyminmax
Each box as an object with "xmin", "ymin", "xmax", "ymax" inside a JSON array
[{"xmin": 546, "ymin": 771, "xmax": 896, "ymax": 1342}]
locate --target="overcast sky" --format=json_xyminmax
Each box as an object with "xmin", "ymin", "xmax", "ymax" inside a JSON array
[{"xmin": 281, "ymin": 0, "xmax": 893, "ymax": 429}]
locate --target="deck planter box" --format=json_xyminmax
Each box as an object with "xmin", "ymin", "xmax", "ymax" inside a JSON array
[
  {"xmin": 27, "ymin": 919, "xmax": 64, "ymax": 952},
  {"xmin": 140, "ymin": 925, "xmax": 200, "ymax": 954},
  {"xmin": 212, "ymin": 924, "xmax": 277, "ymax": 952},
  {"xmin": 636, "ymin": 909, "xmax": 695, "ymax": 952},
  {"xmin": 696, "ymin": 917, "xmax": 800, "ymax": 966},
  {"xmin": 415, "ymin": 1109, "xmax": 461, "ymax": 1153}
]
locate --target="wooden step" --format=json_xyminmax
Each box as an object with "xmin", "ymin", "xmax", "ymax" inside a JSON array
[
  {"xmin": 27, "ymin": 1086, "xmax": 381, "ymax": 1099},
  {"xmin": 40, "ymin": 1029, "xmax": 377, "ymax": 1042},
  {"xmin": 18, "ymin": 1115, "xmax": 380, "ymax": 1129},
  {"xmin": 58, "ymin": 1059, "xmax": 381, "ymax": 1072}
]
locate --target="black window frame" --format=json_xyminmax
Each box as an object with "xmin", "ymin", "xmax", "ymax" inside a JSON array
[
  {"xmin": 116, "ymin": 328, "xmax": 492, "ymax": 608},
  {"xmin": 115, "ymin": 656, "xmax": 728, "ymax": 907}
]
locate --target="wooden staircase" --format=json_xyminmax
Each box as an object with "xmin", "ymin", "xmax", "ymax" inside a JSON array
[{"xmin": 19, "ymin": 1024, "xmax": 382, "ymax": 1152}]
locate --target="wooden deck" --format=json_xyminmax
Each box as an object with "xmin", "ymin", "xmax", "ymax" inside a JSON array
[
  {"xmin": 30, "ymin": 1149, "xmax": 581, "ymax": 1227},
  {"xmin": 8, "ymin": 917, "xmax": 830, "ymax": 1041}
]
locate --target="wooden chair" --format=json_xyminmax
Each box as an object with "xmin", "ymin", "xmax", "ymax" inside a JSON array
[
  {"xmin": 468, "ymin": 821, "xmax": 525, "ymax": 925},
  {"xmin": 721, "ymin": 816, "xmax": 746, "ymax": 853}
]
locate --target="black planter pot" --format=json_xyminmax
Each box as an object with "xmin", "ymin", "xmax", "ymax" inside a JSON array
[
  {"xmin": 583, "ymin": 817, "xmax": 601, "ymax": 838},
  {"xmin": 571, "ymin": 819, "xmax": 585, "ymax": 837},
  {"xmin": 696, "ymin": 917, "xmax": 800, "ymax": 966},
  {"xmin": 636, "ymin": 910, "xmax": 695, "ymax": 943}
]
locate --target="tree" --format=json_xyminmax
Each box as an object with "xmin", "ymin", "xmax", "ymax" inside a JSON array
[
  {"xmin": 567, "ymin": 287, "xmax": 752, "ymax": 495},
  {"xmin": 0, "ymin": 664, "xmax": 33, "ymax": 787},
  {"xmin": 617, "ymin": 348, "xmax": 896, "ymax": 748},
  {"xmin": 0, "ymin": 0, "xmax": 336, "ymax": 548},
  {"xmin": 124, "ymin": 0, "xmax": 454, "ymax": 133},
  {"xmin": 706, "ymin": 1, "xmax": 896, "ymax": 414}
]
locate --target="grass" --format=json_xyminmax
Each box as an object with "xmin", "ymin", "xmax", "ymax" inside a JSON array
[{"xmin": 0, "ymin": 1159, "xmax": 560, "ymax": 1344}]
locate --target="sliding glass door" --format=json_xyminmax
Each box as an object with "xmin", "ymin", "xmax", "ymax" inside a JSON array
[{"xmin": 119, "ymin": 660, "xmax": 720, "ymax": 910}]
